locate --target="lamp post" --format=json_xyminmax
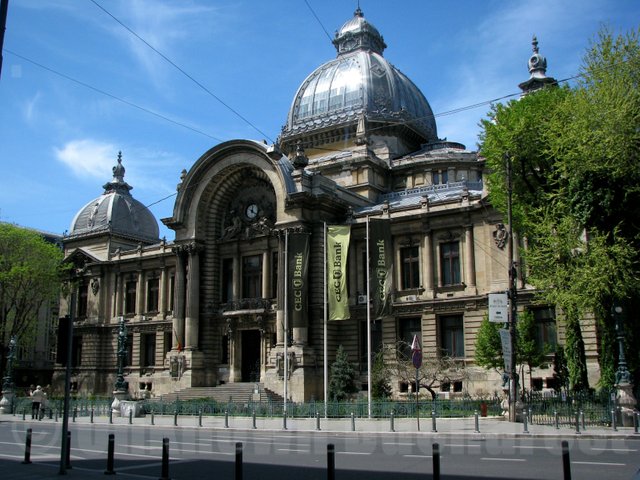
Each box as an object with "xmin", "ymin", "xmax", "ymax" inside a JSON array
[
  {"xmin": 0, "ymin": 336, "xmax": 17, "ymax": 414},
  {"xmin": 111, "ymin": 316, "xmax": 129, "ymax": 415},
  {"xmin": 612, "ymin": 304, "xmax": 636, "ymax": 426}
]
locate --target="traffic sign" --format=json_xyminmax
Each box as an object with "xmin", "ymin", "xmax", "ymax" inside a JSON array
[
  {"xmin": 411, "ymin": 334, "xmax": 422, "ymax": 369},
  {"xmin": 489, "ymin": 293, "xmax": 509, "ymax": 323}
]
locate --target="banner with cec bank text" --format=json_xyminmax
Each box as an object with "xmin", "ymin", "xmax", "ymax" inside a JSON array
[
  {"xmin": 369, "ymin": 218, "xmax": 393, "ymax": 319},
  {"xmin": 287, "ymin": 232, "xmax": 310, "ymax": 328},
  {"xmin": 327, "ymin": 225, "xmax": 351, "ymax": 320}
]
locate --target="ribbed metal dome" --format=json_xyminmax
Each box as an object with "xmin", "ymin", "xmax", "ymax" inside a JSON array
[
  {"xmin": 280, "ymin": 8, "xmax": 437, "ymax": 149},
  {"xmin": 69, "ymin": 153, "xmax": 159, "ymax": 243}
]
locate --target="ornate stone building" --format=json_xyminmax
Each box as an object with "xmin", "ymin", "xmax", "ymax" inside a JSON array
[{"xmin": 56, "ymin": 10, "xmax": 600, "ymax": 400}]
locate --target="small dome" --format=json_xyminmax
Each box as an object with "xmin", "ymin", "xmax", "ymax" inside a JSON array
[
  {"xmin": 280, "ymin": 9, "xmax": 437, "ymax": 153},
  {"xmin": 69, "ymin": 152, "xmax": 159, "ymax": 243}
]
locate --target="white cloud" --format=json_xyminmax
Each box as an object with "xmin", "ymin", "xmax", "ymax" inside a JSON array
[{"xmin": 54, "ymin": 139, "xmax": 116, "ymax": 179}]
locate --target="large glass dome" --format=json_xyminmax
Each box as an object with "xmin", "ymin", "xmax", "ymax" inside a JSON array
[
  {"xmin": 280, "ymin": 8, "xmax": 437, "ymax": 151},
  {"xmin": 69, "ymin": 153, "xmax": 159, "ymax": 243}
]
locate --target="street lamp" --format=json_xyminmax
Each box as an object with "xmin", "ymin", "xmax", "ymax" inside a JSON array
[
  {"xmin": 612, "ymin": 303, "xmax": 636, "ymax": 426},
  {"xmin": 111, "ymin": 316, "xmax": 129, "ymax": 415},
  {"xmin": 0, "ymin": 336, "xmax": 17, "ymax": 414}
]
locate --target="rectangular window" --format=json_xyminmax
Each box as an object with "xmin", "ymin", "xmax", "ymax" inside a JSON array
[
  {"xmin": 126, "ymin": 334, "xmax": 133, "ymax": 367},
  {"xmin": 71, "ymin": 336, "xmax": 82, "ymax": 367},
  {"xmin": 440, "ymin": 241, "xmax": 461, "ymax": 286},
  {"xmin": 77, "ymin": 281, "xmax": 88, "ymax": 318},
  {"xmin": 398, "ymin": 317, "xmax": 421, "ymax": 359},
  {"xmin": 242, "ymin": 255, "xmax": 262, "ymax": 298},
  {"xmin": 439, "ymin": 315, "xmax": 464, "ymax": 357},
  {"xmin": 433, "ymin": 169, "xmax": 448, "ymax": 185},
  {"xmin": 532, "ymin": 306, "xmax": 557, "ymax": 353},
  {"xmin": 163, "ymin": 332, "xmax": 172, "ymax": 356},
  {"xmin": 168, "ymin": 274, "xmax": 175, "ymax": 312},
  {"xmin": 401, "ymin": 246, "xmax": 420, "ymax": 290},
  {"xmin": 146, "ymin": 278, "xmax": 159, "ymax": 313},
  {"xmin": 141, "ymin": 333, "xmax": 156, "ymax": 367},
  {"xmin": 270, "ymin": 251, "xmax": 279, "ymax": 299},
  {"xmin": 222, "ymin": 258, "xmax": 234, "ymax": 303},
  {"xmin": 125, "ymin": 280, "xmax": 137, "ymax": 315}
]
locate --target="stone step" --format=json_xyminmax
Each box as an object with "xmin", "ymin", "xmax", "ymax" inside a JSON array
[{"xmin": 158, "ymin": 383, "xmax": 283, "ymax": 404}]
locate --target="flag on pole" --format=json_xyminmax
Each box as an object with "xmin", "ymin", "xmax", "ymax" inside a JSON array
[
  {"xmin": 327, "ymin": 225, "xmax": 351, "ymax": 320},
  {"xmin": 369, "ymin": 219, "xmax": 393, "ymax": 319},
  {"xmin": 287, "ymin": 232, "xmax": 310, "ymax": 328}
]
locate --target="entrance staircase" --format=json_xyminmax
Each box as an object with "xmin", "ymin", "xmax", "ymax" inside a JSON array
[{"xmin": 158, "ymin": 383, "xmax": 283, "ymax": 404}]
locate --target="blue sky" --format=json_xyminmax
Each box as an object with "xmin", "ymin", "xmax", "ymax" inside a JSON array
[{"xmin": 1, "ymin": 0, "xmax": 638, "ymax": 241}]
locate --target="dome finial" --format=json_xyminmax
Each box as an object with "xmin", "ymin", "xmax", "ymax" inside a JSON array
[
  {"xmin": 531, "ymin": 35, "xmax": 539, "ymax": 54},
  {"xmin": 103, "ymin": 151, "xmax": 132, "ymax": 194}
]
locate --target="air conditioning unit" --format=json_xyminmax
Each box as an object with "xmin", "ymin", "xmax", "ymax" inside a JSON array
[
  {"xmin": 357, "ymin": 294, "xmax": 368, "ymax": 305},
  {"xmin": 437, "ymin": 391, "xmax": 450, "ymax": 400}
]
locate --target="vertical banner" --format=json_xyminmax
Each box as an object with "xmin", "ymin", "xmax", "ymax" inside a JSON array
[
  {"xmin": 327, "ymin": 225, "xmax": 351, "ymax": 320},
  {"xmin": 369, "ymin": 219, "xmax": 393, "ymax": 319},
  {"xmin": 288, "ymin": 232, "xmax": 310, "ymax": 328}
]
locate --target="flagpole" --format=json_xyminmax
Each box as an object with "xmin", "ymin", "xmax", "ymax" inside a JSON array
[
  {"xmin": 323, "ymin": 222, "xmax": 328, "ymax": 418},
  {"xmin": 284, "ymin": 229, "xmax": 289, "ymax": 417},
  {"xmin": 366, "ymin": 216, "xmax": 372, "ymax": 418}
]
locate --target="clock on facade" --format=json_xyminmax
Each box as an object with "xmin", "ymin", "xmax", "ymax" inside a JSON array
[{"xmin": 245, "ymin": 203, "xmax": 259, "ymax": 219}]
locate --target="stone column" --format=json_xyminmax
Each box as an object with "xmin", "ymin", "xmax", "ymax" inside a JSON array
[
  {"xmin": 136, "ymin": 270, "xmax": 145, "ymax": 319},
  {"xmin": 172, "ymin": 248, "xmax": 186, "ymax": 351},
  {"xmin": 159, "ymin": 267, "xmax": 167, "ymax": 317},
  {"xmin": 262, "ymin": 251, "xmax": 270, "ymax": 299},
  {"xmin": 276, "ymin": 234, "xmax": 285, "ymax": 345},
  {"xmin": 464, "ymin": 225, "xmax": 476, "ymax": 288},
  {"xmin": 185, "ymin": 245, "xmax": 200, "ymax": 350},
  {"xmin": 422, "ymin": 230, "xmax": 433, "ymax": 294}
]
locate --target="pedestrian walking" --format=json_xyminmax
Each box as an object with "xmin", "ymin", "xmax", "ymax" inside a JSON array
[{"xmin": 30, "ymin": 385, "xmax": 44, "ymax": 419}]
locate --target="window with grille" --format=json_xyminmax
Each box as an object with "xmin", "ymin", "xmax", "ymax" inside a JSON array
[
  {"xmin": 440, "ymin": 241, "xmax": 461, "ymax": 286},
  {"xmin": 401, "ymin": 246, "xmax": 420, "ymax": 289},
  {"xmin": 242, "ymin": 255, "xmax": 262, "ymax": 299},
  {"xmin": 146, "ymin": 277, "xmax": 159, "ymax": 313},
  {"xmin": 439, "ymin": 315, "xmax": 464, "ymax": 357}
]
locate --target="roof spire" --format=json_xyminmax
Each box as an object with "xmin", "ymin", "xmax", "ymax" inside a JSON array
[
  {"xmin": 103, "ymin": 151, "xmax": 133, "ymax": 194},
  {"xmin": 518, "ymin": 35, "xmax": 557, "ymax": 94}
]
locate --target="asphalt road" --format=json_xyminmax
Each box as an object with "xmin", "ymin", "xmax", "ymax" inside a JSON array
[{"xmin": 1, "ymin": 421, "xmax": 639, "ymax": 479}]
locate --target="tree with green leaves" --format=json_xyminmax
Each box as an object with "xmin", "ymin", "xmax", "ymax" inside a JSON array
[
  {"xmin": 328, "ymin": 345, "xmax": 358, "ymax": 401},
  {"xmin": 479, "ymin": 26, "xmax": 640, "ymax": 393},
  {"xmin": 474, "ymin": 316, "xmax": 504, "ymax": 372},
  {"xmin": 517, "ymin": 310, "xmax": 549, "ymax": 393},
  {"xmin": 552, "ymin": 345, "xmax": 570, "ymax": 393},
  {"xmin": 0, "ymin": 223, "xmax": 64, "ymax": 382},
  {"xmin": 371, "ymin": 350, "xmax": 392, "ymax": 399}
]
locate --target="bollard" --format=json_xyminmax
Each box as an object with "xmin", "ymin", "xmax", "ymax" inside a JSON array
[
  {"xmin": 580, "ymin": 410, "xmax": 585, "ymax": 431},
  {"xmin": 574, "ymin": 411, "xmax": 580, "ymax": 434},
  {"xmin": 22, "ymin": 428, "xmax": 32, "ymax": 464},
  {"xmin": 431, "ymin": 410, "xmax": 437, "ymax": 433},
  {"xmin": 252, "ymin": 410, "xmax": 256, "ymax": 429},
  {"xmin": 554, "ymin": 410, "xmax": 559, "ymax": 429},
  {"xmin": 90, "ymin": 408, "xmax": 94, "ymax": 424},
  {"xmin": 159, "ymin": 438, "xmax": 170, "ymax": 480},
  {"xmin": 104, "ymin": 433, "xmax": 115, "ymax": 475},
  {"xmin": 151, "ymin": 410, "xmax": 155, "ymax": 426},
  {"xmin": 523, "ymin": 409, "xmax": 529, "ymax": 434},
  {"xmin": 109, "ymin": 408, "xmax": 113, "ymax": 425},
  {"xmin": 474, "ymin": 411, "xmax": 480, "ymax": 433},
  {"xmin": 55, "ymin": 408, "xmax": 58, "ymax": 422},
  {"xmin": 235, "ymin": 442, "xmax": 243, "ymax": 480},
  {"xmin": 316, "ymin": 411, "xmax": 321, "ymax": 431},
  {"xmin": 432, "ymin": 443, "xmax": 440, "ymax": 480},
  {"xmin": 561, "ymin": 440, "xmax": 571, "ymax": 480},
  {"xmin": 73, "ymin": 406, "xmax": 77, "ymax": 422},
  {"xmin": 283, "ymin": 411, "xmax": 287, "ymax": 430},
  {"xmin": 49, "ymin": 408, "xmax": 53, "ymax": 420},
  {"xmin": 327, "ymin": 444, "xmax": 335, "ymax": 480},
  {"xmin": 66, "ymin": 431, "xmax": 72, "ymax": 469},
  {"xmin": 635, "ymin": 412, "xmax": 639, "ymax": 434},
  {"xmin": 611, "ymin": 409, "xmax": 617, "ymax": 431},
  {"xmin": 390, "ymin": 411, "xmax": 395, "ymax": 432},
  {"xmin": 225, "ymin": 410, "xmax": 229, "ymax": 428},
  {"xmin": 174, "ymin": 410, "xmax": 178, "ymax": 427},
  {"xmin": 351, "ymin": 412, "xmax": 356, "ymax": 431},
  {"xmin": 22, "ymin": 408, "xmax": 25, "ymax": 421}
]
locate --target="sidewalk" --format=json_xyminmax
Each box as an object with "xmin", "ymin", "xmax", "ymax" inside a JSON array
[{"xmin": 3, "ymin": 410, "xmax": 639, "ymax": 439}]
